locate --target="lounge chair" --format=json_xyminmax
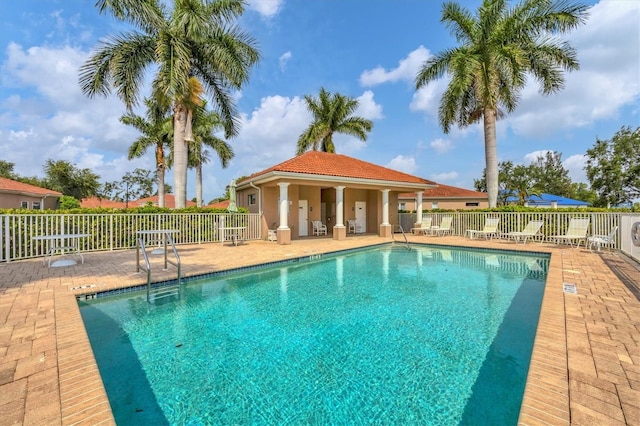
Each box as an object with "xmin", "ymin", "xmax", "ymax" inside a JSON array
[
  {"xmin": 312, "ymin": 220, "xmax": 328, "ymax": 236},
  {"xmin": 504, "ymin": 220, "xmax": 544, "ymax": 244},
  {"xmin": 466, "ymin": 217, "xmax": 500, "ymax": 240},
  {"xmin": 549, "ymin": 217, "xmax": 590, "ymax": 248},
  {"xmin": 587, "ymin": 226, "xmax": 617, "ymax": 251},
  {"xmin": 411, "ymin": 217, "xmax": 433, "ymax": 235},
  {"xmin": 431, "ymin": 216, "xmax": 453, "ymax": 236}
]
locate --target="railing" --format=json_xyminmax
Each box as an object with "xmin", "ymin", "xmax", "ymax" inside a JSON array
[
  {"xmin": 392, "ymin": 224, "xmax": 411, "ymax": 249},
  {"xmin": 400, "ymin": 211, "xmax": 640, "ymax": 262},
  {"xmin": 1, "ymin": 212, "xmax": 262, "ymax": 262},
  {"xmin": 2, "ymin": 211, "xmax": 638, "ymax": 263},
  {"xmin": 136, "ymin": 232, "xmax": 181, "ymax": 303}
]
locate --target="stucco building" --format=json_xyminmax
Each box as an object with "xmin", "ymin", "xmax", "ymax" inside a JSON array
[{"xmin": 235, "ymin": 152, "xmax": 437, "ymax": 244}]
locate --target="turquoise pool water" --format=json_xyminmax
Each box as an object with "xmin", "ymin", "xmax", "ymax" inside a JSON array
[{"xmin": 79, "ymin": 245, "xmax": 548, "ymax": 425}]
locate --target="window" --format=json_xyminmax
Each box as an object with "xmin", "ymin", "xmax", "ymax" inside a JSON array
[
  {"xmin": 20, "ymin": 201, "xmax": 28, "ymax": 209},
  {"xmin": 32, "ymin": 201, "xmax": 41, "ymax": 210},
  {"xmin": 398, "ymin": 202, "xmax": 406, "ymax": 211},
  {"xmin": 466, "ymin": 202, "xmax": 479, "ymax": 207},
  {"xmin": 248, "ymin": 193, "xmax": 256, "ymax": 205},
  {"xmin": 431, "ymin": 202, "xmax": 439, "ymax": 209}
]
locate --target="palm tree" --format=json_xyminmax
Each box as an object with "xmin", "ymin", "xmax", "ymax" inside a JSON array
[
  {"xmin": 120, "ymin": 95, "xmax": 172, "ymax": 207},
  {"xmin": 297, "ymin": 87, "xmax": 373, "ymax": 154},
  {"xmin": 415, "ymin": 0, "xmax": 588, "ymax": 207},
  {"xmin": 188, "ymin": 103, "xmax": 233, "ymax": 207},
  {"xmin": 80, "ymin": 0, "xmax": 259, "ymax": 208}
]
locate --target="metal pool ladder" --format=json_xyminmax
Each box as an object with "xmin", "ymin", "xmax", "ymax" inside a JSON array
[
  {"xmin": 136, "ymin": 234, "xmax": 182, "ymax": 303},
  {"xmin": 393, "ymin": 224, "xmax": 411, "ymax": 249}
]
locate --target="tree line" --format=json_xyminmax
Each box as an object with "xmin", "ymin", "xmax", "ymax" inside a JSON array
[{"xmin": 473, "ymin": 126, "xmax": 639, "ymax": 208}]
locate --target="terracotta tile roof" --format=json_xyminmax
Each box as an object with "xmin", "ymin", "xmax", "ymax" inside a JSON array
[
  {"xmin": 206, "ymin": 200, "xmax": 230, "ymax": 209},
  {"xmin": 0, "ymin": 177, "xmax": 62, "ymax": 196},
  {"xmin": 80, "ymin": 196, "xmax": 128, "ymax": 209},
  {"xmin": 134, "ymin": 194, "xmax": 197, "ymax": 208},
  {"xmin": 399, "ymin": 183, "xmax": 487, "ymax": 199},
  {"xmin": 239, "ymin": 151, "xmax": 436, "ymax": 185}
]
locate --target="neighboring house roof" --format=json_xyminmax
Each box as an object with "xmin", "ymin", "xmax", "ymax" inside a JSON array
[
  {"xmin": 505, "ymin": 192, "xmax": 591, "ymax": 207},
  {"xmin": 135, "ymin": 194, "xmax": 197, "ymax": 208},
  {"xmin": 80, "ymin": 196, "xmax": 128, "ymax": 209},
  {"xmin": 0, "ymin": 177, "xmax": 62, "ymax": 197},
  {"xmin": 206, "ymin": 200, "xmax": 230, "ymax": 209},
  {"xmin": 238, "ymin": 151, "xmax": 436, "ymax": 189},
  {"xmin": 399, "ymin": 183, "xmax": 487, "ymax": 199}
]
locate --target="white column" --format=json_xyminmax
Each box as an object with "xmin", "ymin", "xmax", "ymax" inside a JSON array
[
  {"xmin": 335, "ymin": 186, "xmax": 345, "ymax": 227},
  {"xmin": 416, "ymin": 191, "xmax": 423, "ymax": 223},
  {"xmin": 278, "ymin": 182, "xmax": 290, "ymax": 229},
  {"xmin": 381, "ymin": 189, "xmax": 390, "ymax": 225}
]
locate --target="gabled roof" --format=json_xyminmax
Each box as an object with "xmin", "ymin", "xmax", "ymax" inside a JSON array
[
  {"xmin": 135, "ymin": 194, "xmax": 197, "ymax": 208},
  {"xmin": 0, "ymin": 177, "xmax": 62, "ymax": 197},
  {"xmin": 399, "ymin": 183, "xmax": 487, "ymax": 199},
  {"xmin": 80, "ymin": 196, "xmax": 128, "ymax": 209},
  {"xmin": 238, "ymin": 151, "xmax": 436, "ymax": 189}
]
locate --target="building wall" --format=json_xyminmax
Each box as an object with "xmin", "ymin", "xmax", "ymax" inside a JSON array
[
  {"xmin": 238, "ymin": 183, "xmax": 410, "ymax": 238},
  {"xmin": 0, "ymin": 193, "xmax": 58, "ymax": 210},
  {"xmin": 400, "ymin": 198, "xmax": 488, "ymax": 211}
]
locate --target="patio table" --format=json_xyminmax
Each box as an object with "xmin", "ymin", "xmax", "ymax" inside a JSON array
[
  {"xmin": 220, "ymin": 226, "xmax": 246, "ymax": 246},
  {"xmin": 32, "ymin": 233, "xmax": 91, "ymax": 267}
]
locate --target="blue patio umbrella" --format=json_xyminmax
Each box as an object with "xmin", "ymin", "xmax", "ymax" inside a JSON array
[{"xmin": 227, "ymin": 179, "xmax": 238, "ymax": 212}]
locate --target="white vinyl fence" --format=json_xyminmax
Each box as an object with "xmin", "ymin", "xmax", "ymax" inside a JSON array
[
  {"xmin": 399, "ymin": 211, "xmax": 639, "ymax": 262},
  {"xmin": 1, "ymin": 212, "xmax": 262, "ymax": 262},
  {"xmin": 2, "ymin": 211, "xmax": 638, "ymax": 263}
]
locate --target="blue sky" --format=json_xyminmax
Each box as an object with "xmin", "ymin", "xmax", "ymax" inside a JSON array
[{"xmin": 1, "ymin": 0, "xmax": 638, "ymax": 203}]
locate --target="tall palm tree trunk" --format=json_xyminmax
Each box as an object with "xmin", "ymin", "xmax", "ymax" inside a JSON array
[
  {"xmin": 484, "ymin": 108, "xmax": 499, "ymax": 208},
  {"xmin": 196, "ymin": 164, "xmax": 203, "ymax": 207},
  {"xmin": 173, "ymin": 104, "xmax": 190, "ymax": 209},
  {"xmin": 155, "ymin": 145, "xmax": 166, "ymax": 208}
]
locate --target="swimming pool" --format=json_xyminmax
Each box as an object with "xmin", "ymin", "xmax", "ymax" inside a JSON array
[{"xmin": 79, "ymin": 244, "xmax": 549, "ymax": 425}]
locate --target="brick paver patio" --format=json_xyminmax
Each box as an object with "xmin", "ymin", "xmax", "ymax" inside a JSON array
[{"xmin": 1, "ymin": 234, "xmax": 638, "ymax": 425}]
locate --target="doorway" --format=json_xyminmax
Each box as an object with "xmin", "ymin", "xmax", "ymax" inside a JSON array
[
  {"xmin": 355, "ymin": 201, "xmax": 366, "ymax": 233},
  {"xmin": 298, "ymin": 200, "xmax": 308, "ymax": 236}
]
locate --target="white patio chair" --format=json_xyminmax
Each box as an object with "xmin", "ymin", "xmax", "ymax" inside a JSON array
[
  {"xmin": 312, "ymin": 220, "xmax": 327, "ymax": 236},
  {"xmin": 549, "ymin": 218, "xmax": 590, "ymax": 248},
  {"xmin": 587, "ymin": 226, "xmax": 617, "ymax": 252},
  {"xmin": 347, "ymin": 219, "xmax": 363, "ymax": 234},
  {"xmin": 411, "ymin": 217, "xmax": 433, "ymax": 235},
  {"xmin": 466, "ymin": 217, "xmax": 500, "ymax": 240},
  {"xmin": 431, "ymin": 216, "xmax": 453, "ymax": 236},
  {"xmin": 504, "ymin": 220, "xmax": 544, "ymax": 244}
]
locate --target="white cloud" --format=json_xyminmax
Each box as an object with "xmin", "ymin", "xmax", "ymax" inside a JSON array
[
  {"xmin": 246, "ymin": 0, "xmax": 284, "ymax": 18},
  {"xmin": 430, "ymin": 138, "xmax": 452, "ymax": 154},
  {"xmin": 231, "ymin": 95, "xmax": 309, "ymax": 175},
  {"xmin": 523, "ymin": 150, "xmax": 552, "ymax": 164},
  {"xmin": 409, "ymin": 76, "xmax": 448, "ymax": 118},
  {"xmin": 355, "ymin": 90, "xmax": 383, "ymax": 120},
  {"xmin": 360, "ymin": 46, "xmax": 431, "ymax": 86},
  {"xmin": 506, "ymin": 0, "xmax": 640, "ymax": 137},
  {"xmin": 386, "ymin": 155, "xmax": 417, "ymax": 175},
  {"xmin": 563, "ymin": 154, "xmax": 588, "ymax": 183},
  {"xmin": 430, "ymin": 171, "xmax": 459, "ymax": 182},
  {"xmin": 0, "ymin": 43, "xmax": 141, "ymax": 182},
  {"xmin": 279, "ymin": 51, "xmax": 291, "ymax": 72}
]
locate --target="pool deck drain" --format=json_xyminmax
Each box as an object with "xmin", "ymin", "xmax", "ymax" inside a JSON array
[{"xmin": 0, "ymin": 235, "xmax": 638, "ymax": 425}]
